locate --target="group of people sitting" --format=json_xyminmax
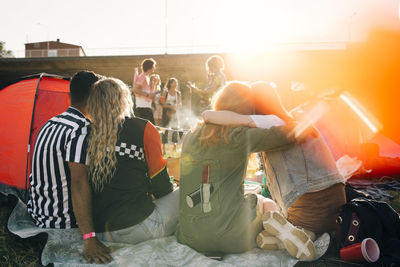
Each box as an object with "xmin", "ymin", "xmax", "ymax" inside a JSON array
[{"xmin": 27, "ymin": 66, "xmax": 346, "ymax": 264}]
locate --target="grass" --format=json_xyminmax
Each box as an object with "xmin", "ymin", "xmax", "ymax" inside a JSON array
[
  {"xmin": 1, "ymin": 186, "xmax": 399, "ymax": 267},
  {"xmin": 0, "ymin": 195, "xmax": 47, "ymax": 267}
]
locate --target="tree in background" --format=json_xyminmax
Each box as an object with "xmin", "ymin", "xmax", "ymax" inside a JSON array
[{"xmin": 0, "ymin": 41, "xmax": 13, "ymax": 58}]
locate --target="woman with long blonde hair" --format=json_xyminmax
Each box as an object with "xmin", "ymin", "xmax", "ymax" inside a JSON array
[
  {"xmin": 87, "ymin": 77, "xmax": 179, "ymax": 245},
  {"xmin": 87, "ymin": 78, "xmax": 133, "ymax": 191},
  {"xmin": 176, "ymin": 82, "xmax": 293, "ymax": 254}
]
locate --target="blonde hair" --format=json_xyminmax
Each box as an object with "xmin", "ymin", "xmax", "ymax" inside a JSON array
[
  {"xmin": 87, "ymin": 78, "xmax": 133, "ymax": 192},
  {"xmin": 150, "ymin": 74, "xmax": 160, "ymax": 86},
  {"xmin": 199, "ymin": 81, "xmax": 254, "ymax": 148}
]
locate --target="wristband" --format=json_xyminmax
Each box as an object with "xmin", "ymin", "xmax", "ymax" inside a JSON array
[{"xmin": 83, "ymin": 232, "xmax": 96, "ymax": 240}]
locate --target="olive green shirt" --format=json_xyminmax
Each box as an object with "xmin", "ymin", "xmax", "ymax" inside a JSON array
[{"xmin": 176, "ymin": 125, "xmax": 292, "ymax": 253}]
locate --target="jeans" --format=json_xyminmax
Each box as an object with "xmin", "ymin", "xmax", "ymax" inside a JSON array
[{"xmin": 98, "ymin": 188, "xmax": 179, "ymax": 244}]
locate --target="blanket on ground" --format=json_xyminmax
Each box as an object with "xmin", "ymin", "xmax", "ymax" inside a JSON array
[
  {"xmin": 347, "ymin": 176, "xmax": 400, "ymax": 201},
  {"xmin": 6, "ymin": 197, "xmax": 330, "ymax": 267},
  {"xmin": 8, "ymin": 201, "xmax": 330, "ymax": 266}
]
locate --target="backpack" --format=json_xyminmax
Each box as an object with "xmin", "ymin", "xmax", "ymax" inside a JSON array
[{"xmin": 335, "ymin": 197, "xmax": 400, "ymax": 263}]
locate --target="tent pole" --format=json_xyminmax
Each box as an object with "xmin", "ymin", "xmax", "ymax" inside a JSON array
[{"xmin": 24, "ymin": 73, "xmax": 44, "ymax": 203}]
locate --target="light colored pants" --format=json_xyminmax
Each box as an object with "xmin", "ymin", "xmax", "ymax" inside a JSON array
[{"xmin": 98, "ymin": 188, "xmax": 179, "ymax": 244}]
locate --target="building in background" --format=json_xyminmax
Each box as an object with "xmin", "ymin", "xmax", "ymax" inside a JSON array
[{"xmin": 25, "ymin": 39, "xmax": 86, "ymax": 58}]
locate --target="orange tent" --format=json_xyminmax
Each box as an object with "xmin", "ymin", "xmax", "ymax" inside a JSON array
[{"xmin": 0, "ymin": 73, "xmax": 70, "ymax": 190}]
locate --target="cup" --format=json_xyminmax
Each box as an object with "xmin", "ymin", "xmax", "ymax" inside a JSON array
[{"xmin": 340, "ymin": 238, "xmax": 380, "ymax": 263}]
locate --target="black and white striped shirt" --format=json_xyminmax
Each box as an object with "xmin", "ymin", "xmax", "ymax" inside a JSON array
[{"xmin": 27, "ymin": 107, "xmax": 90, "ymax": 229}]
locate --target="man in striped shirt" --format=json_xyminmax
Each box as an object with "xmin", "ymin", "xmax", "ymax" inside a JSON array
[{"xmin": 27, "ymin": 71, "xmax": 112, "ymax": 264}]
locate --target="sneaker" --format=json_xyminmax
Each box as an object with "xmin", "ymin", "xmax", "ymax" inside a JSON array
[
  {"xmin": 299, "ymin": 227, "xmax": 316, "ymax": 242},
  {"xmin": 257, "ymin": 230, "xmax": 285, "ymax": 250},
  {"xmin": 262, "ymin": 211, "xmax": 316, "ymax": 261}
]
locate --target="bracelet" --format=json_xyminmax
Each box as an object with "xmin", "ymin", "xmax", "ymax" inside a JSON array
[{"xmin": 83, "ymin": 232, "xmax": 96, "ymax": 240}]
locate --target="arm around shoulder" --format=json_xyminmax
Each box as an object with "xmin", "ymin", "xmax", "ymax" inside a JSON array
[
  {"xmin": 202, "ymin": 110, "xmax": 256, "ymax": 127},
  {"xmin": 246, "ymin": 126, "xmax": 295, "ymax": 153}
]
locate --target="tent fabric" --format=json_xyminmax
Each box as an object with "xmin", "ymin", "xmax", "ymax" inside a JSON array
[
  {"xmin": 370, "ymin": 134, "xmax": 400, "ymax": 158},
  {"xmin": 0, "ymin": 74, "xmax": 70, "ymax": 189},
  {"xmin": 312, "ymin": 98, "xmax": 400, "ymax": 176}
]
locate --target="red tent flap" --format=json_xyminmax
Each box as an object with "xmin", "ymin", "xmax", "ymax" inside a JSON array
[{"xmin": 0, "ymin": 75, "xmax": 70, "ymax": 189}]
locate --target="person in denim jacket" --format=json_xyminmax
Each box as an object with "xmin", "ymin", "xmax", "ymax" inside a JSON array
[{"xmin": 203, "ymin": 82, "xmax": 346, "ymax": 235}]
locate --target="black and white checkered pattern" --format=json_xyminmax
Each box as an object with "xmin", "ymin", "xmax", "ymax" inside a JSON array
[{"xmin": 115, "ymin": 142, "xmax": 145, "ymax": 161}]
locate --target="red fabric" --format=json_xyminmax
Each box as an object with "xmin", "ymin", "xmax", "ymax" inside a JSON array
[
  {"xmin": 0, "ymin": 79, "xmax": 38, "ymax": 189},
  {"xmin": 143, "ymin": 122, "xmax": 166, "ymax": 179},
  {"xmin": 369, "ymin": 134, "xmax": 400, "ymax": 159},
  {"xmin": 0, "ymin": 76, "xmax": 70, "ymax": 189},
  {"xmin": 28, "ymin": 77, "xmax": 70, "ymax": 180}
]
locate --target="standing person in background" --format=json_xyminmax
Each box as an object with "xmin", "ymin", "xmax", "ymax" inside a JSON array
[
  {"xmin": 160, "ymin": 77, "xmax": 181, "ymax": 128},
  {"xmin": 150, "ymin": 74, "xmax": 163, "ymax": 126},
  {"xmin": 133, "ymin": 58, "xmax": 157, "ymax": 124},
  {"xmin": 187, "ymin": 55, "xmax": 226, "ymax": 109}
]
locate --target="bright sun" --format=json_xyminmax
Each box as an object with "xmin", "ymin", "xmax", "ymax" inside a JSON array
[{"xmin": 205, "ymin": 0, "xmax": 350, "ymax": 53}]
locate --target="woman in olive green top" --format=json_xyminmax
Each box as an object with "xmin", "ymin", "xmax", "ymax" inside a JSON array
[{"xmin": 176, "ymin": 82, "xmax": 293, "ymax": 253}]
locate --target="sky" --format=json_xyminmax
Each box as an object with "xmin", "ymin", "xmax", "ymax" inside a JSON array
[{"xmin": 1, "ymin": 0, "xmax": 400, "ymax": 57}]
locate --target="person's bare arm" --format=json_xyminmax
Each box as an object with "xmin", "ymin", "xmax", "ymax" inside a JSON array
[
  {"xmin": 287, "ymin": 121, "xmax": 319, "ymax": 142},
  {"xmin": 134, "ymin": 83, "xmax": 149, "ymax": 97},
  {"xmin": 203, "ymin": 78, "xmax": 221, "ymax": 96},
  {"xmin": 134, "ymin": 84, "xmax": 156, "ymax": 100},
  {"xmin": 202, "ymin": 110, "xmax": 317, "ymax": 143},
  {"xmin": 69, "ymin": 162, "xmax": 113, "ymax": 264},
  {"xmin": 187, "ymin": 82, "xmax": 209, "ymax": 97},
  {"xmin": 202, "ymin": 110, "xmax": 256, "ymax": 127}
]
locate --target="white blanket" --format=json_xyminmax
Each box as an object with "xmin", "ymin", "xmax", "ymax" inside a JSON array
[{"xmin": 7, "ymin": 199, "xmax": 330, "ymax": 266}]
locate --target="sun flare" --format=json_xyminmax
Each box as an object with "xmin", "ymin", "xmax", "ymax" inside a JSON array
[{"xmin": 208, "ymin": 0, "xmax": 350, "ymax": 53}]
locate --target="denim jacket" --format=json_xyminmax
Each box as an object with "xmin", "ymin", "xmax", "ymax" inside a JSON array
[{"xmin": 262, "ymin": 134, "xmax": 345, "ymax": 216}]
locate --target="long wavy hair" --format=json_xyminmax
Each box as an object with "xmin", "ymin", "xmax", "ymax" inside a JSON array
[
  {"xmin": 87, "ymin": 78, "xmax": 133, "ymax": 192},
  {"xmin": 199, "ymin": 81, "xmax": 255, "ymax": 149}
]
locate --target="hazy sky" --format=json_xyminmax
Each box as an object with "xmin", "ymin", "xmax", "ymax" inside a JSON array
[{"xmin": 2, "ymin": 0, "xmax": 399, "ymax": 57}]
